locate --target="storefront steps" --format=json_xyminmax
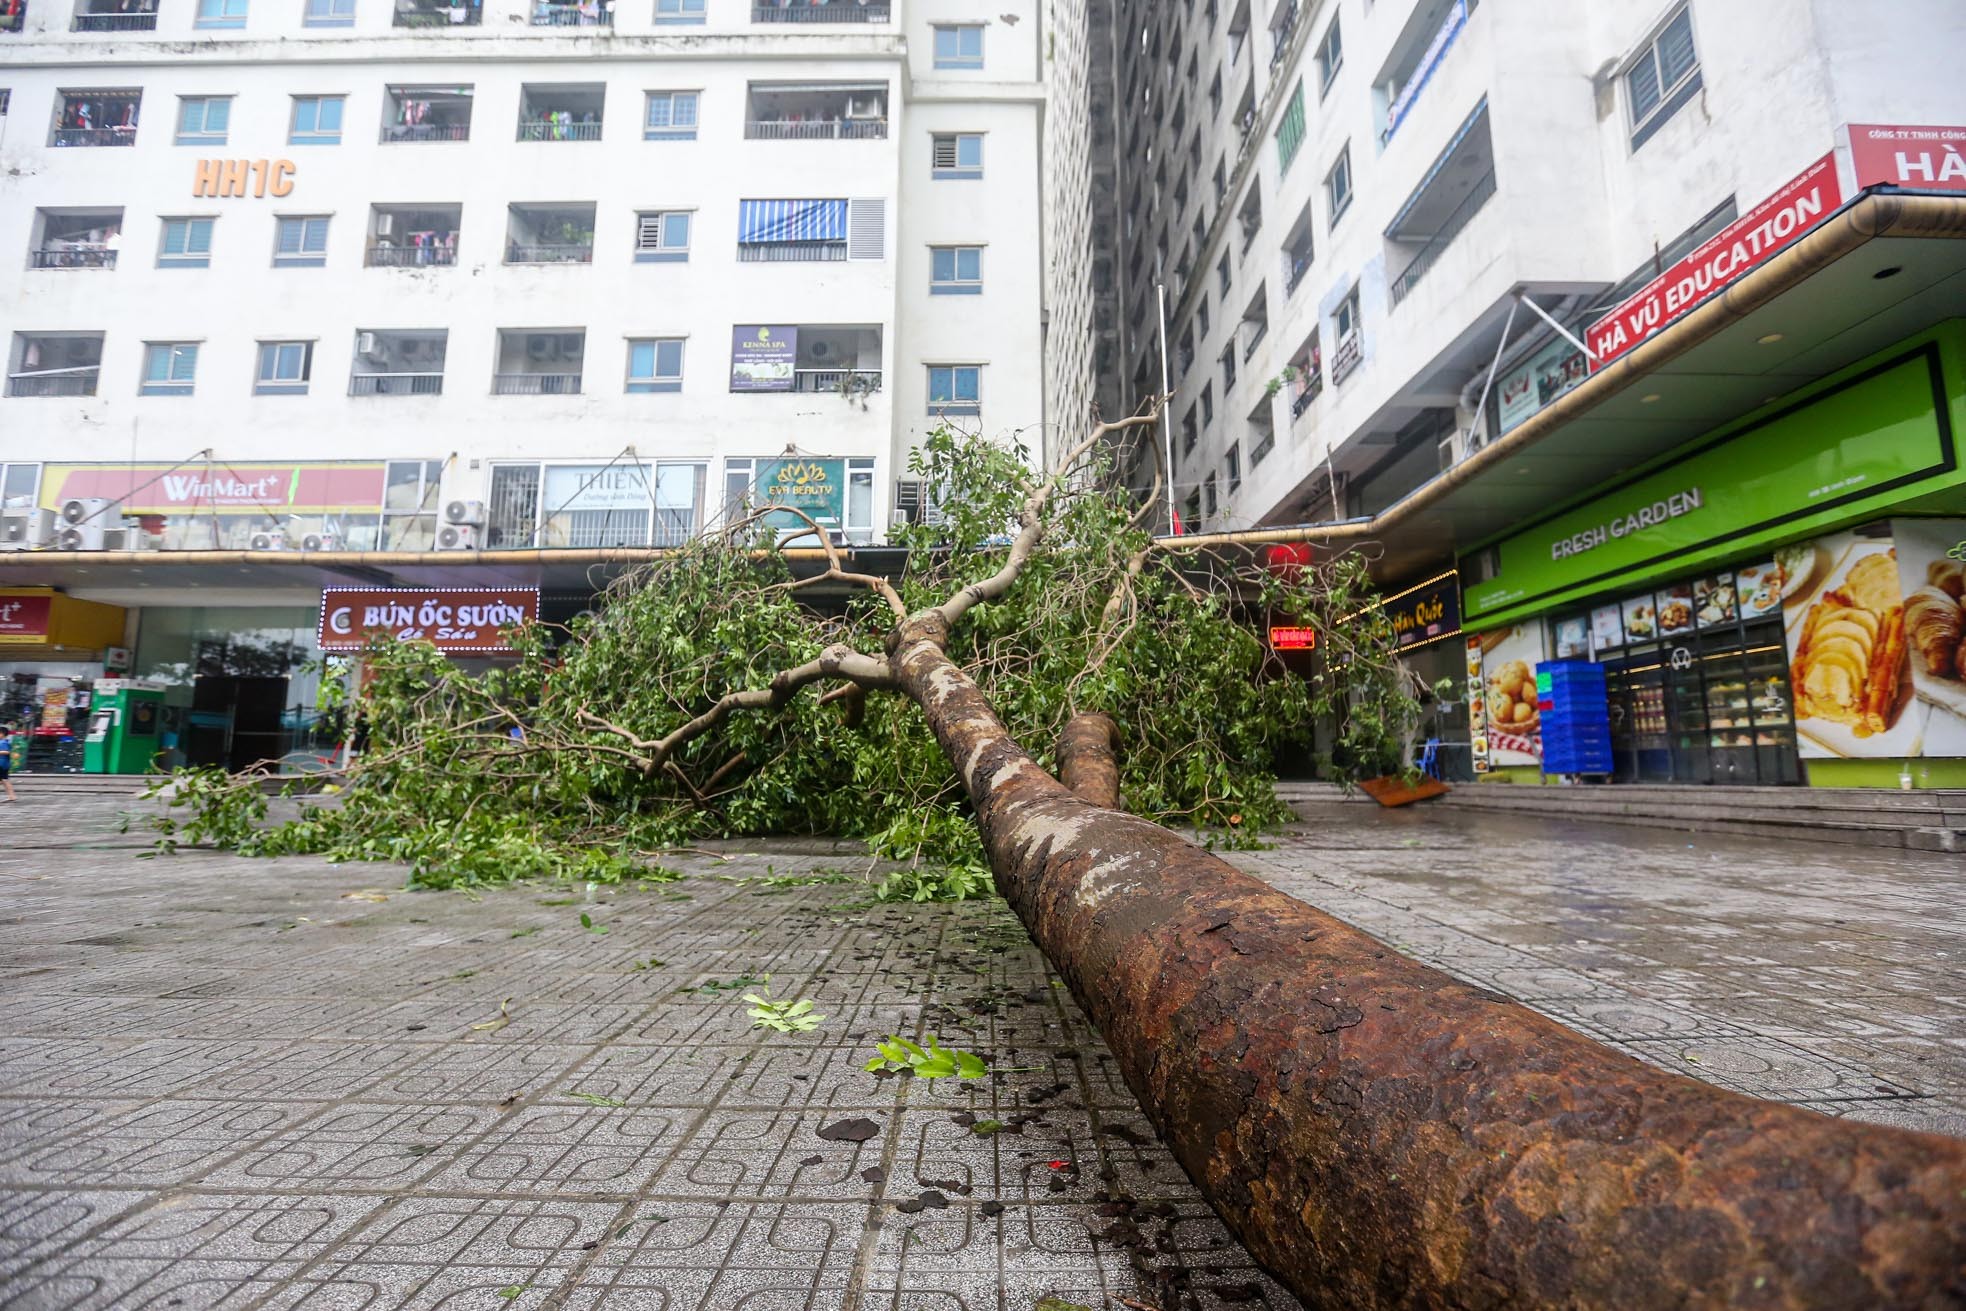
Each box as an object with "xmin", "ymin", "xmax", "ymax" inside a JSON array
[
  {"xmin": 11, "ymin": 772, "xmax": 162, "ymax": 796},
  {"xmin": 1275, "ymin": 780, "xmax": 1965, "ymax": 852}
]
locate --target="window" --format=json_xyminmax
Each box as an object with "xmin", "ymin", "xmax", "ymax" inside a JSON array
[
  {"xmin": 1225, "ymin": 442, "xmax": 1241, "ymax": 492},
  {"xmin": 627, "ymin": 338, "xmax": 685, "ymax": 392},
  {"xmin": 1335, "ymin": 287, "xmax": 1359, "ymax": 342},
  {"xmin": 1217, "ymin": 252, "xmax": 1231, "ymax": 297},
  {"xmin": 931, "ymin": 133, "xmax": 984, "ymax": 180},
  {"xmin": 1182, "ymin": 491, "xmax": 1201, "ymax": 531},
  {"xmin": 140, "ymin": 343, "xmax": 197, "ymax": 396},
  {"xmin": 1315, "ymin": 16, "xmax": 1342, "ymax": 95},
  {"xmin": 1203, "ymin": 472, "xmax": 1218, "ymax": 519},
  {"xmin": 274, "ymin": 215, "xmax": 330, "ymax": 267},
  {"xmin": 195, "ymin": 0, "xmax": 247, "ymax": 28},
  {"xmin": 381, "ymin": 459, "xmax": 442, "ymax": 549},
  {"xmin": 933, "ymin": 24, "xmax": 984, "ymax": 70},
  {"xmin": 255, "ymin": 341, "xmax": 313, "ymax": 395},
  {"xmin": 304, "ymin": 0, "xmax": 355, "ymax": 26},
  {"xmin": 645, "ymin": 91, "xmax": 699, "ymax": 141},
  {"xmin": 634, "ymin": 211, "xmax": 691, "ymax": 262},
  {"xmin": 1200, "ymin": 382, "xmax": 1214, "ymax": 425},
  {"xmin": 1197, "ymin": 295, "xmax": 1210, "ymax": 337},
  {"xmin": 290, "ymin": 95, "xmax": 344, "ymax": 146},
  {"xmin": 927, "ymin": 365, "xmax": 980, "ymax": 416},
  {"xmin": 655, "ymin": 0, "xmax": 704, "ymax": 22},
  {"xmin": 1180, "ymin": 406, "xmax": 1197, "ymax": 456},
  {"xmin": 1626, "ymin": 5, "xmax": 1700, "ymax": 149},
  {"xmin": 929, "ymin": 245, "xmax": 983, "ymax": 295},
  {"xmin": 176, "ymin": 96, "xmax": 231, "ymax": 145},
  {"xmin": 1274, "ymin": 82, "xmax": 1305, "ymax": 173},
  {"xmin": 1221, "ymin": 344, "xmax": 1236, "ymax": 391},
  {"xmin": 1, "ymin": 463, "xmax": 40, "ymax": 511},
  {"xmin": 158, "ymin": 217, "xmax": 215, "ymax": 268},
  {"xmin": 1326, "ymin": 146, "xmax": 1352, "ymax": 222},
  {"xmin": 844, "ymin": 457, "xmax": 874, "ymax": 543}
]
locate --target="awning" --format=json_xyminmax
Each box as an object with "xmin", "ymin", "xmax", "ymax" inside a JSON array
[{"xmin": 738, "ymin": 199, "xmax": 848, "ymax": 245}]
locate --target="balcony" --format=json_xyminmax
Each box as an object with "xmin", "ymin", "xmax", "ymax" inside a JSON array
[
  {"xmin": 494, "ymin": 330, "xmax": 584, "ymax": 395},
  {"xmin": 1269, "ymin": 0, "xmax": 1299, "ymax": 66},
  {"xmin": 72, "ymin": 0, "xmax": 158, "ymax": 31},
  {"xmin": 1377, "ymin": 0, "xmax": 1474, "ymax": 145},
  {"xmin": 1330, "ymin": 332, "xmax": 1362, "ymax": 384},
  {"xmin": 395, "ymin": 0, "xmax": 482, "ymax": 26},
  {"xmin": 792, "ymin": 368, "xmax": 882, "ymax": 394},
  {"xmin": 745, "ymin": 83, "xmax": 888, "ymax": 140},
  {"xmin": 517, "ymin": 84, "xmax": 604, "ymax": 141},
  {"xmin": 736, "ymin": 198, "xmax": 852, "ymax": 262},
  {"xmin": 531, "ymin": 1, "xmax": 611, "ymax": 25},
  {"xmin": 382, "ymin": 86, "xmax": 472, "ymax": 143},
  {"xmin": 367, "ymin": 205, "xmax": 461, "ymax": 267},
  {"xmin": 1385, "ymin": 99, "xmax": 1495, "ymax": 307},
  {"xmin": 51, "ymin": 92, "xmax": 141, "ymax": 148},
  {"xmin": 505, "ymin": 203, "xmax": 595, "ymax": 264},
  {"xmin": 729, "ymin": 325, "xmax": 880, "ymax": 395},
  {"xmin": 350, "ymin": 330, "xmax": 447, "ymax": 396},
  {"xmin": 8, "ymin": 333, "xmax": 104, "ymax": 398},
  {"xmin": 30, "ymin": 209, "xmax": 122, "ymax": 269},
  {"xmin": 752, "ymin": 1, "xmax": 889, "ymax": 21}
]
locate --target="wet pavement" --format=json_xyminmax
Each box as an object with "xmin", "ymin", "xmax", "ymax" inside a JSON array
[
  {"xmin": 1232, "ymin": 802, "xmax": 1966, "ymax": 1138},
  {"xmin": 0, "ymin": 793, "xmax": 1296, "ymax": 1311},
  {"xmin": 0, "ymin": 789, "xmax": 1961, "ymax": 1311}
]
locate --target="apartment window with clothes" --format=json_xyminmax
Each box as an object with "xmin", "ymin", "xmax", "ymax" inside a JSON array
[
  {"xmin": 644, "ymin": 91, "xmax": 699, "ymax": 141},
  {"xmin": 626, "ymin": 338, "xmax": 684, "ymax": 392},
  {"xmin": 929, "ymin": 246, "xmax": 983, "ymax": 295},
  {"xmin": 274, "ymin": 215, "xmax": 330, "ymax": 267},
  {"xmin": 290, "ymin": 95, "xmax": 345, "ymax": 145},
  {"xmin": 634, "ymin": 211, "xmax": 691, "ymax": 262},
  {"xmin": 1325, "ymin": 146, "xmax": 1352, "ymax": 223},
  {"xmin": 195, "ymin": 0, "xmax": 247, "ymax": 28},
  {"xmin": 1625, "ymin": 5, "xmax": 1700, "ymax": 150},
  {"xmin": 140, "ymin": 343, "xmax": 197, "ymax": 396},
  {"xmin": 1274, "ymin": 82, "xmax": 1305, "ymax": 173},
  {"xmin": 1315, "ymin": 15, "xmax": 1342, "ymax": 95},
  {"xmin": 255, "ymin": 341, "xmax": 312, "ymax": 395},
  {"xmin": 931, "ymin": 133, "xmax": 983, "ymax": 179},
  {"xmin": 927, "ymin": 364, "xmax": 981, "ymax": 416},
  {"xmin": 158, "ymin": 217, "xmax": 215, "ymax": 268},
  {"xmin": 176, "ymin": 96, "xmax": 230, "ymax": 146},
  {"xmin": 655, "ymin": 0, "xmax": 704, "ymax": 22},
  {"xmin": 933, "ymin": 24, "xmax": 984, "ymax": 70},
  {"xmin": 304, "ymin": 0, "xmax": 355, "ymax": 26}
]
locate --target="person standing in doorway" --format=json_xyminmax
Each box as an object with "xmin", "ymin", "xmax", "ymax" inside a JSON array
[{"xmin": 0, "ymin": 722, "xmax": 17, "ymax": 802}]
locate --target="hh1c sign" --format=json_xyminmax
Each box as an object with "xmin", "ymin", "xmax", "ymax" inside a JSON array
[
  {"xmin": 319, "ymin": 588, "xmax": 538, "ymax": 654},
  {"xmin": 1587, "ymin": 153, "xmax": 1844, "ymax": 367}
]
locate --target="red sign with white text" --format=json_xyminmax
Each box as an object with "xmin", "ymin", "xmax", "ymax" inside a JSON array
[
  {"xmin": 1847, "ymin": 123, "xmax": 1966, "ymax": 193},
  {"xmin": 41, "ymin": 462, "xmax": 390, "ymax": 515},
  {"xmin": 318, "ymin": 588, "xmax": 539, "ymax": 653},
  {"xmin": 0, "ymin": 594, "xmax": 53, "ymax": 643},
  {"xmin": 1587, "ymin": 153, "xmax": 1844, "ymax": 368},
  {"xmin": 1269, "ymin": 626, "xmax": 1318, "ymax": 651}
]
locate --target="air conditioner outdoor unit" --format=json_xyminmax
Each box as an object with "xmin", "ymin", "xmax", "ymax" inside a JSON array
[
  {"xmin": 301, "ymin": 531, "xmax": 342, "ymax": 551},
  {"xmin": 249, "ymin": 529, "xmax": 289, "ymax": 551},
  {"xmin": 355, "ymin": 331, "xmax": 381, "ymax": 358},
  {"xmin": 100, "ymin": 528, "xmax": 129, "ymax": 551},
  {"xmin": 123, "ymin": 529, "xmax": 164, "ymax": 552},
  {"xmin": 437, "ymin": 523, "xmax": 480, "ymax": 550},
  {"xmin": 374, "ymin": 213, "xmax": 396, "ymax": 237},
  {"xmin": 444, "ymin": 499, "xmax": 486, "ymax": 525},
  {"xmin": 56, "ymin": 521, "xmax": 105, "ymax": 551},
  {"xmin": 0, "ymin": 508, "xmax": 55, "ymax": 549},
  {"xmin": 60, "ymin": 496, "xmax": 113, "ymax": 527}
]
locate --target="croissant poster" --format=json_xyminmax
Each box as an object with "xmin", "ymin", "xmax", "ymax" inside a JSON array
[{"xmin": 1781, "ymin": 522, "xmax": 1966, "ymax": 760}]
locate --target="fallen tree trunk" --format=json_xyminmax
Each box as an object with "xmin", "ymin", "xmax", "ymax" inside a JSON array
[{"xmin": 895, "ymin": 626, "xmax": 1966, "ymax": 1310}]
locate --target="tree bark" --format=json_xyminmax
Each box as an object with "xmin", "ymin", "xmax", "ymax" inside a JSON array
[
  {"xmin": 1057, "ymin": 712, "xmax": 1122, "ymax": 809},
  {"xmin": 892, "ymin": 628, "xmax": 1966, "ymax": 1310}
]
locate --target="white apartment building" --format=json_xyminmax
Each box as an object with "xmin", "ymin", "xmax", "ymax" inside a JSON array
[
  {"xmin": 0, "ymin": 0, "xmax": 1105, "ymax": 770},
  {"xmin": 1112, "ymin": 0, "xmax": 1964, "ymax": 533}
]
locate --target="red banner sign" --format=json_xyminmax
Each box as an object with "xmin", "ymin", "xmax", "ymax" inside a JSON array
[
  {"xmin": 1269, "ymin": 626, "xmax": 1318, "ymax": 650},
  {"xmin": 1587, "ymin": 153, "xmax": 1844, "ymax": 367},
  {"xmin": 319, "ymin": 588, "xmax": 539, "ymax": 653},
  {"xmin": 1848, "ymin": 123, "xmax": 1966, "ymax": 193},
  {"xmin": 42, "ymin": 463, "xmax": 391, "ymax": 515},
  {"xmin": 0, "ymin": 593, "xmax": 53, "ymax": 643}
]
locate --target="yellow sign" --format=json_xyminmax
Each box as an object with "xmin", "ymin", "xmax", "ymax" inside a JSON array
[{"xmin": 193, "ymin": 158, "xmax": 296, "ymax": 199}]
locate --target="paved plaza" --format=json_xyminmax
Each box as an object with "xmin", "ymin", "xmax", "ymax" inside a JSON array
[{"xmin": 0, "ymin": 789, "xmax": 1961, "ymax": 1310}]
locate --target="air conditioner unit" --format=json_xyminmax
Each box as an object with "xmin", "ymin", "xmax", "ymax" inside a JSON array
[
  {"xmin": 355, "ymin": 331, "xmax": 381, "ymax": 358},
  {"xmin": 892, "ymin": 479, "xmax": 922, "ymax": 523},
  {"xmin": 374, "ymin": 213, "xmax": 396, "ymax": 238},
  {"xmin": 100, "ymin": 528, "xmax": 129, "ymax": 551},
  {"xmin": 60, "ymin": 496, "xmax": 113, "ymax": 527},
  {"xmin": 444, "ymin": 499, "xmax": 486, "ymax": 526},
  {"xmin": 437, "ymin": 523, "xmax": 480, "ymax": 550},
  {"xmin": 0, "ymin": 508, "xmax": 55, "ymax": 550},
  {"xmin": 301, "ymin": 531, "xmax": 342, "ymax": 551},
  {"xmin": 56, "ymin": 521, "xmax": 105, "ymax": 551},
  {"xmin": 123, "ymin": 529, "xmax": 164, "ymax": 552},
  {"xmin": 526, "ymin": 335, "xmax": 553, "ymax": 359},
  {"xmin": 249, "ymin": 529, "xmax": 289, "ymax": 551}
]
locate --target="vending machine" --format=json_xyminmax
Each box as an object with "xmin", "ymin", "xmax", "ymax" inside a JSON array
[{"xmin": 82, "ymin": 681, "xmax": 168, "ymax": 774}]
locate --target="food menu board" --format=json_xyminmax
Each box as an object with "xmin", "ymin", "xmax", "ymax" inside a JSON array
[
  {"xmin": 1466, "ymin": 635, "xmax": 1489, "ymax": 773},
  {"xmin": 1621, "ymin": 595, "xmax": 1659, "ymax": 644},
  {"xmin": 1553, "ymin": 616, "xmax": 1589, "ymax": 658},
  {"xmin": 1590, "ymin": 604, "xmax": 1624, "ymax": 651},
  {"xmin": 1658, "ymin": 583, "xmax": 1695, "ymax": 638},
  {"xmin": 1694, "ymin": 572, "xmax": 1737, "ymax": 629}
]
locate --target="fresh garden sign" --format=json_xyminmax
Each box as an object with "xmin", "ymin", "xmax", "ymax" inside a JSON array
[{"xmin": 1463, "ymin": 333, "xmax": 1960, "ymax": 625}]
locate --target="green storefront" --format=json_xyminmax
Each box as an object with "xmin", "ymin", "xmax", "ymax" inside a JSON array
[{"xmin": 1460, "ymin": 322, "xmax": 1966, "ymax": 789}]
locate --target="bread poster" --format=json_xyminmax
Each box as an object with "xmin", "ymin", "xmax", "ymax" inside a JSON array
[
  {"xmin": 1891, "ymin": 517, "xmax": 1966, "ymax": 757},
  {"xmin": 1474, "ymin": 624, "xmax": 1546, "ymax": 767},
  {"xmin": 1781, "ymin": 527, "xmax": 1917, "ymax": 759}
]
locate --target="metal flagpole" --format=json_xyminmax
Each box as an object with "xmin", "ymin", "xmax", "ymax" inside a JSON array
[{"xmin": 1155, "ymin": 281, "xmax": 1176, "ymax": 533}]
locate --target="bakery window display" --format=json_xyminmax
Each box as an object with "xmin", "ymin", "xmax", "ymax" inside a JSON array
[{"xmin": 1787, "ymin": 545, "xmax": 1912, "ymax": 750}]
